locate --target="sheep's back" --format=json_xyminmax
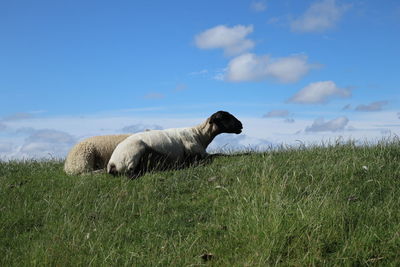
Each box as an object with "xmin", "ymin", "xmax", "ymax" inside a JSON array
[
  {"xmin": 127, "ymin": 128, "xmax": 195, "ymax": 157},
  {"xmin": 64, "ymin": 134, "xmax": 130, "ymax": 175},
  {"xmin": 86, "ymin": 134, "xmax": 131, "ymax": 162}
]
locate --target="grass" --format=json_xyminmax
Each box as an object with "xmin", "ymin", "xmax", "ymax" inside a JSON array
[{"xmin": 1, "ymin": 140, "xmax": 400, "ymax": 266}]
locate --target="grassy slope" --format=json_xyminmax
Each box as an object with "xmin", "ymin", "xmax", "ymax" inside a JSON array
[{"xmin": 1, "ymin": 141, "xmax": 400, "ymax": 266}]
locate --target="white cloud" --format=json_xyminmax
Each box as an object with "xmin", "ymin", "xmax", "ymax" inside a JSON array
[
  {"xmin": 121, "ymin": 123, "xmax": 163, "ymax": 133},
  {"xmin": 305, "ymin": 116, "xmax": 349, "ymax": 132},
  {"xmin": 196, "ymin": 25, "xmax": 316, "ymax": 84},
  {"xmin": 20, "ymin": 142, "xmax": 61, "ymax": 154},
  {"xmin": 224, "ymin": 53, "xmax": 315, "ymax": 83},
  {"xmin": 195, "ymin": 25, "xmax": 255, "ymax": 56},
  {"xmin": 355, "ymin": 101, "xmax": 388, "ymax": 112},
  {"xmin": 2, "ymin": 111, "xmax": 400, "ymax": 160},
  {"xmin": 250, "ymin": 1, "xmax": 267, "ymax": 12},
  {"xmin": 291, "ymin": 0, "xmax": 351, "ymax": 33},
  {"xmin": 8, "ymin": 129, "xmax": 77, "ymax": 159},
  {"xmin": 208, "ymin": 133, "xmax": 272, "ymax": 152},
  {"xmin": 25, "ymin": 129, "xmax": 76, "ymax": 144},
  {"xmin": 266, "ymin": 56, "xmax": 316, "ymax": 83},
  {"xmin": 213, "ymin": 72, "xmax": 225, "ymax": 81},
  {"xmin": 289, "ymin": 81, "xmax": 351, "ymax": 104},
  {"xmin": 263, "ymin": 110, "xmax": 289, "ymax": 118}
]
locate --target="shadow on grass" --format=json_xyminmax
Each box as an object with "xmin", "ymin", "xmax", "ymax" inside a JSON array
[{"xmin": 108, "ymin": 152, "xmax": 253, "ymax": 180}]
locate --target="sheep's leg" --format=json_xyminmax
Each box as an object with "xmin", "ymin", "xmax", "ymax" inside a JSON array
[
  {"xmin": 128, "ymin": 147, "xmax": 172, "ymax": 178},
  {"xmin": 127, "ymin": 167, "xmax": 142, "ymax": 179},
  {"xmin": 135, "ymin": 145, "xmax": 174, "ymax": 175}
]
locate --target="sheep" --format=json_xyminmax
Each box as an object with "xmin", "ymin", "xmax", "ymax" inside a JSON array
[
  {"xmin": 64, "ymin": 134, "xmax": 131, "ymax": 175},
  {"xmin": 107, "ymin": 111, "xmax": 243, "ymax": 178}
]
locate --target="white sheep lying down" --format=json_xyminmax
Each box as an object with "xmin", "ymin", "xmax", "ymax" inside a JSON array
[
  {"xmin": 64, "ymin": 134, "xmax": 130, "ymax": 175},
  {"xmin": 107, "ymin": 111, "xmax": 243, "ymax": 178}
]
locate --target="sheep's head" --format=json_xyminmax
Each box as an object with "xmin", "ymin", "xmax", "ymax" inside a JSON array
[{"xmin": 209, "ymin": 111, "xmax": 243, "ymax": 134}]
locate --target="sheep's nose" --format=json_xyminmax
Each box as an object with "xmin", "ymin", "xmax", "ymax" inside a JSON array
[
  {"xmin": 235, "ymin": 122, "xmax": 243, "ymax": 133},
  {"xmin": 108, "ymin": 164, "xmax": 118, "ymax": 176}
]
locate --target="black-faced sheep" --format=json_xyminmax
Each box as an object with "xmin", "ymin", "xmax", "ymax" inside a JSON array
[{"xmin": 107, "ymin": 111, "xmax": 243, "ymax": 178}]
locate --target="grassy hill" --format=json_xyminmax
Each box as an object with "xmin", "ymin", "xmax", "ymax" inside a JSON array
[{"xmin": 1, "ymin": 140, "xmax": 400, "ymax": 266}]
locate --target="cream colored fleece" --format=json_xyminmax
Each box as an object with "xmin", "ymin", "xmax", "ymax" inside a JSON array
[{"xmin": 64, "ymin": 134, "xmax": 130, "ymax": 175}]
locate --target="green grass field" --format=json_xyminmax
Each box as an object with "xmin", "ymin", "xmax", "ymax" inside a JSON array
[{"xmin": 1, "ymin": 140, "xmax": 400, "ymax": 266}]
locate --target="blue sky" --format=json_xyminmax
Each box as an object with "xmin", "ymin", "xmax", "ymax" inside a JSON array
[{"xmin": 0, "ymin": 0, "xmax": 399, "ymax": 159}]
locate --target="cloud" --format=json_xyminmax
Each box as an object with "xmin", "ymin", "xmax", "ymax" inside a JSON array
[
  {"xmin": 213, "ymin": 72, "xmax": 225, "ymax": 81},
  {"xmin": 144, "ymin": 93, "xmax": 165, "ymax": 100},
  {"xmin": 291, "ymin": 0, "xmax": 351, "ymax": 33},
  {"xmin": 289, "ymin": 81, "xmax": 351, "ymax": 104},
  {"xmin": 355, "ymin": 101, "xmax": 388, "ymax": 112},
  {"xmin": 196, "ymin": 25, "xmax": 316, "ymax": 84},
  {"xmin": 1, "ymin": 111, "xmax": 400, "ymax": 160},
  {"xmin": 121, "ymin": 124, "xmax": 163, "ymax": 133},
  {"xmin": 342, "ymin": 104, "xmax": 352, "ymax": 110},
  {"xmin": 2, "ymin": 112, "xmax": 35, "ymax": 121},
  {"xmin": 15, "ymin": 127, "xmax": 36, "ymax": 135},
  {"xmin": 380, "ymin": 129, "xmax": 392, "ymax": 135},
  {"xmin": 224, "ymin": 53, "xmax": 315, "ymax": 83},
  {"xmin": 0, "ymin": 143, "xmax": 13, "ymax": 153},
  {"xmin": 305, "ymin": 116, "xmax": 349, "ymax": 132},
  {"xmin": 398, "ymin": 112, "xmax": 400, "ymax": 119},
  {"xmin": 263, "ymin": 111, "xmax": 295, "ymax": 124},
  {"xmin": 17, "ymin": 129, "xmax": 77, "ymax": 159},
  {"xmin": 20, "ymin": 143, "xmax": 58, "ymax": 154},
  {"xmin": 195, "ymin": 25, "xmax": 255, "ymax": 56},
  {"xmin": 263, "ymin": 110, "xmax": 289, "ymax": 118},
  {"xmin": 208, "ymin": 133, "xmax": 273, "ymax": 151},
  {"xmin": 25, "ymin": 129, "xmax": 76, "ymax": 144},
  {"xmin": 0, "ymin": 122, "xmax": 6, "ymax": 131},
  {"xmin": 250, "ymin": 1, "xmax": 267, "ymax": 12}
]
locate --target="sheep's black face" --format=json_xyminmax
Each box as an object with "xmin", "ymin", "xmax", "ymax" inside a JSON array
[{"xmin": 209, "ymin": 111, "xmax": 243, "ymax": 134}]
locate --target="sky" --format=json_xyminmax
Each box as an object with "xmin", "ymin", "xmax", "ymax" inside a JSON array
[{"xmin": 0, "ymin": 0, "xmax": 399, "ymax": 159}]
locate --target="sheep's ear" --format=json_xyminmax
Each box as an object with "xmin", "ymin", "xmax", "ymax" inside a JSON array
[
  {"xmin": 209, "ymin": 111, "xmax": 224, "ymax": 124},
  {"xmin": 209, "ymin": 116, "xmax": 221, "ymax": 124}
]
